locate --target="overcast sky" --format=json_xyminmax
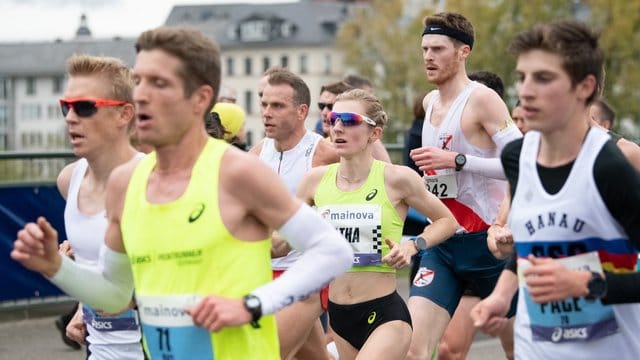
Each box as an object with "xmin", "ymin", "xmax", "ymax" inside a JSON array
[{"xmin": 0, "ymin": 0, "xmax": 295, "ymax": 42}]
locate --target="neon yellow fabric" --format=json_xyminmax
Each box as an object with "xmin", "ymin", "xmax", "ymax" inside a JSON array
[
  {"xmin": 314, "ymin": 160, "xmax": 403, "ymax": 273},
  {"xmin": 121, "ymin": 138, "xmax": 279, "ymax": 359}
]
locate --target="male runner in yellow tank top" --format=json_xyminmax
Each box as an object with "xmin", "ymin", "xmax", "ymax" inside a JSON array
[{"xmin": 12, "ymin": 27, "xmax": 353, "ymax": 360}]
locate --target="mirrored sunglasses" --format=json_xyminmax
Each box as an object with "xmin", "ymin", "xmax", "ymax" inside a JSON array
[{"xmin": 329, "ymin": 112, "xmax": 377, "ymax": 127}]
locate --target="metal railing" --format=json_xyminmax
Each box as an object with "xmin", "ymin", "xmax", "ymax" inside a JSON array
[{"xmin": 0, "ymin": 150, "xmax": 76, "ymax": 186}]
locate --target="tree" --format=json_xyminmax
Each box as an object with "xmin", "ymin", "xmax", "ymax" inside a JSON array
[{"xmin": 337, "ymin": 0, "xmax": 640, "ymax": 140}]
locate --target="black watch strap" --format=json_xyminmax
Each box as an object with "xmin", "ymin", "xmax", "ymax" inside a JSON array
[
  {"xmin": 585, "ymin": 271, "xmax": 607, "ymax": 302},
  {"xmin": 243, "ymin": 294, "xmax": 262, "ymax": 328}
]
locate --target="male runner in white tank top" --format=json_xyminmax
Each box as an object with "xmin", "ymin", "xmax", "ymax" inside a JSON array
[
  {"xmin": 405, "ymin": 12, "xmax": 522, "ymax": 360},
  {"xmin": 471, "ymin": 21, "xmax": 640, "ymax": 359},
  {"xmin": 56, "ymin": 54, "xmax": 144, "ymax": 359},
  {"xmin": 251, "ymin": 68, "xmax": 339, "ymax": 360}
]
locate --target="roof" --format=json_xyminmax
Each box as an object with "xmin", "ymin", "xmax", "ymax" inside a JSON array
[
  {"xmin": 0, "ymin": 38, "xmax": 136, "ymax": 76},
  {"xmin": 164, "ymin": 1, "xmax": 356, "ymax": 49}
]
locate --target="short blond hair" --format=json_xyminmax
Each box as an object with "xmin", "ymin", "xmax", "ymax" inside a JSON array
[{"xmin": 66, "ymin": 54, "xmax": 133, "ymax": 103}]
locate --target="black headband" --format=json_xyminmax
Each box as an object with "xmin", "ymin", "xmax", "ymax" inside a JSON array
[{"xmin": 422, "ymin": 25, "xmax": 474, "ymax": 49}]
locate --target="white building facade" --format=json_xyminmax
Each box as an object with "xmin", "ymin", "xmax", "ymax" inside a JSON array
[{"xmin": 0, "ymin": 0, "xmax": 367, "ymax": 151}]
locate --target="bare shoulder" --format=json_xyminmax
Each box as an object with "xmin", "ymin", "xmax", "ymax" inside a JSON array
[
  {"xmin": 469, "ymin": 83, "xmax": 505, "ymax": 109},
  {"xmin": 107, "ymin": 155, "xmax": 144, "ymax": 194},
  {"xmin": 384, "ymin": 163, "xmax": 421, "ymax": 189},
  {"xmin": 422, "ymin": 89, "xmax": 438, "ymax": 110},
  {"xmin": 221, "ymin": 147, "xmax": 275, "ymax": 193},
  {"xmin": 248, "ymin": 139, "xmax": 265, "ymax": 156},
  {"xmin": 313, "ymin": 138, "xmax": 339, "ymax": 166},
  {"xmin": 297, "ymin": 165, "xmax": 330, "ymax": 204},
  {"xmin": 616, "ymin": 137, "xmax": 640, "ymax": 171},
  {"xmin": 56, "ymin": 160, "xmax": 81, "ymax": 200}
]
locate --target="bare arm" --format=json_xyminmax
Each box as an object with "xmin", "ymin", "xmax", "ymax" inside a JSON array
[
  {"xmin": 382, "ymin": 165, "xmax": 458, "ymax": 269},
  {"xmin": 399, "ymin": 166, "xmax": 458, "ymax": 248},
  {"xmin": 487, "ymin": 184, "xmax": 514, "ymax": 259}
]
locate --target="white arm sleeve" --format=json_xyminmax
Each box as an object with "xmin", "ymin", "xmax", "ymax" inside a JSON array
[
  {"xmin": 49, "ymin": 245, "xmax": 134, "ymax": 313},
  {"xmin": 464, "ymin": 156, "xmax": 506, "ymax": 180},
  {"xmin": 251, "ymin": 203, "xmax": 353, "ymax": 315},
  {"xmin": 463, "ymin": 124, "xmax": 522, "ymax": 180}
]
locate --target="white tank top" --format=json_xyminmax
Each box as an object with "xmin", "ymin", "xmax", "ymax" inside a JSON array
[
  {"xmin": 510, "ymin": 128, "xmax": 640, "ymax": 359},
  {"xmin": 65, "ymin": 156, "xmax": 144, "ymax": 359},
  {"xmin": 259, "ymin": 131, "xmax": 322, "ymax": 270},
  {"xmin": 422, "ymin": 81, "xmax": 505, "ymax": 232}
]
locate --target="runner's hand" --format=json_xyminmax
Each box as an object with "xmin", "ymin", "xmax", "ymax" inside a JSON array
[
  {"xmin": 487, "ymin": 223, "xmax": 514, "ymax": 259},
  {"xmin": 66, "ymin": 306, "xmax": 87, "ymax": 345},
  {"xmin": 524, "ymin": 255, "xmax": 590, "ymax": 303},
  {"xmin": 11, "ymin": 217, "xmax": 62, "ymax": 277},
  {"xmin": 470, "ymin": 294, "xmax": 511, "ymax": 336},
  {"xmin": 382, "ymin": 238, "xmax": 414, "ymax": 269},
  {"xmin": 186, "ymin": 295, "xmax": 252, "ymax": 332}
]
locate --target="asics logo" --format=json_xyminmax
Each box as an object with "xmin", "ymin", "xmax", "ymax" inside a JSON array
[
  {"xmin": 188, "ymin": 203, "xmax": 206, "ymax": 223},
  {"xmin": 365, "ymin": 189, "xmax": 378, "ymax": 201},
  {"xmin": 367, "ymin": 311, "xmax": 376, "ymax": 324}
]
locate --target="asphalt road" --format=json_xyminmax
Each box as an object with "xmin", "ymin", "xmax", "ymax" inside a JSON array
[{"xmin": 0, "ymin": 275, "xmax": 506, "ymax": 359}]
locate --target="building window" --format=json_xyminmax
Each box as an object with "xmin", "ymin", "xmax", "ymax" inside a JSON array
[
  {"xmin": 226, "ymin": 57, "xmax": 234, "ymax": 76},
  {"xmin": 0, "ymin": 105, "xmax": 6, "ymax": 128},
  {"xmin": 26, "ymin": 77, "xmax": 36, "ymax": 95},
  {"xmin": 21, "ymin": 104, "xmax": 41, "ymax": 120},
  {"xmin": 244, "ymin": 57, "xmax": 253, "ymax": 76},
  {"xmin": 324, "ymin": 54, "xmax": 332, "ymax": 75},
  {"xmin": 21, "ymin": 133, "xmax": 28, "ymax": 147},
  {"xmin": 53, "ymin": 76, "xmax": 64, "ymax": 93},
  {"xmin": 281, "ymin": 55, "xmax": 289, "ymax": 68},
  {"xmin": 299, "ymin": 54, "xmax": 308, "ymax": 74},
  {"xmin": 244, "ymin": 90, "xmax": 253, "ymax": 115},
  {"xmin": 262, "ymin": 56, "xmax": 270, "ymax": 72},
  {"xmin": 47, "ymin": 104, "xmax": 60, "ymax": 119},
  {"xmin": 0, "ymin": 78, "xmax": 7, "ymax": 99}
]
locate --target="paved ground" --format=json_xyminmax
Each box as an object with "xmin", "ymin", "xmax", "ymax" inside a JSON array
[{"xmin": 0, "ymin": 277, "xmax": 506, "ymax": 359}]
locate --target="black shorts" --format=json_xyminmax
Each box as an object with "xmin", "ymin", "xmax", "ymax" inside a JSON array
[{"xmin": 328, "ymin": 291, "xmax": 412, "ymax": 350}]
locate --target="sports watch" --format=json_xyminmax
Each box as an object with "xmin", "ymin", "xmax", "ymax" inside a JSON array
[
  {"xmin": 243, "ymin": 294, "xmax": 262, "ymax": 328},
  {"xmin": 412, "ymin": 236, "xmax": 429, "ymax": 251},
  {"xmin": 454, "ymin": 153, "xmax": 467, "ymax": 171},
  {"xmin": 585, "ymin": 271, "xmax": 607, "ymax": 302}
]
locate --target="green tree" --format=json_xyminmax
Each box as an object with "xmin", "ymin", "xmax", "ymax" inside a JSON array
[{"xmin": 337, "ymin": 0, "xmax": 640, "ymax": 140}]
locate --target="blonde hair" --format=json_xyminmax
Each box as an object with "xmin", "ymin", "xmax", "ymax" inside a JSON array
[
  {"xmin": 334, "ymin": 89, "xmax": 388, "ymax": 129},
  {"xmin": 66, "ymin": 54, "xmax": 133, "ymax": 103}
]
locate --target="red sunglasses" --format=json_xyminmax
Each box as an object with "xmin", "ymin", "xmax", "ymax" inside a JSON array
[{"xmin": 59, "ymin": 97, "xmax": 128, "ymax": 117}]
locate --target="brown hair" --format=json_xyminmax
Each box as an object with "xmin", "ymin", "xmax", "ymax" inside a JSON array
[
  {"xmin": 135, "ymin": 26, "xmax": 221, "ymax": 111},
  {"xmin": 320, "ymin": 81, "xmax": 354, "ymax": 96},
  {"xmin": 335, "ymin": 89, "xmax": 388, "ymax": 129},
  {"xmin": 66, "ymin": 54, "xmax": 133, "ymax": 103},
  {"xmin": 266, "ymin": 68, "xmax": 311, "ymax": 106},
  {"xmin": 509, "ymin": 21, "xmax": 604, "ymax": 104}
]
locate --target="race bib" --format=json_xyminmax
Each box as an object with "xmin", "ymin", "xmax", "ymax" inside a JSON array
[
  {"xmin": 318, "ymin": 204, "xmax": 382, "ymax": 266},
  {"xmin": 82, "ymin": 306, "xmax": 139, "ymax": 332},
  {"xmin": 518, "ymin": 252, "xmax": 618, "ymax": 343},
  {"xmin": 137, "ymin": 294, "xmax": 214, "ymax": 360},
  {"xmin": 423, "ymin": 173, "xmax": 458, "ymax": 199}
]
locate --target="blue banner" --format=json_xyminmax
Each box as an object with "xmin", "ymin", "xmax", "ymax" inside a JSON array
[{"xmin": 0, "ymin": 184, "xmax": 67, "ymax": 302}]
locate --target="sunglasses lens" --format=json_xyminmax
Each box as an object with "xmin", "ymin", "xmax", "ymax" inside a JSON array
[
  {"xmin": 74, "ymin": 101, "xmax": 98, "ymax": 117},
  {"xmin": 60, "ymin": 100, "xmax": 98, "ymax": 117},
  {"xmin": 60, "ymin": 101, "xmax": 70, "ymax": 116},
  {"xmin": 318, "ymin": 102, "xmax": 334, "ymax": 111},
  {"xmin": 329, "ymin": 112, "xmax": 360, "ymax": 127}
]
